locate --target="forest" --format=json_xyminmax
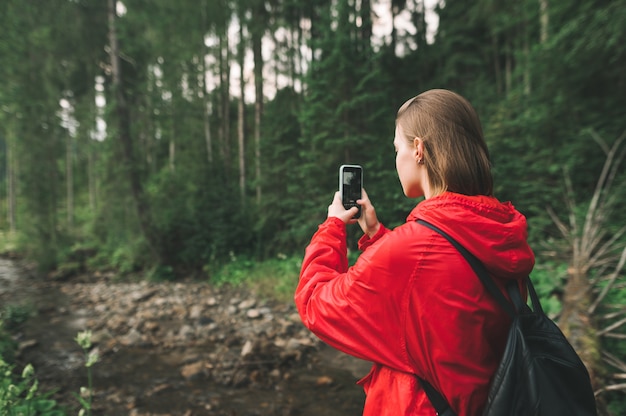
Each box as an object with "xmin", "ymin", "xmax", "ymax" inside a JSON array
[{"xmin": 0, "ymin": 0, "xmax": 625, "ymax": 413}]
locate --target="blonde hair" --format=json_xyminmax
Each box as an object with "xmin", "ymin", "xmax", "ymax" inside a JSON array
[{"xmin": 396, "ymin": 89, "xmax": 493, "ymax": 196}]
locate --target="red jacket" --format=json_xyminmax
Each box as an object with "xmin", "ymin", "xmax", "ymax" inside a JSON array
[{"xmin": 295, "ymin": 192, "xmax": 535, "ymax": 415}]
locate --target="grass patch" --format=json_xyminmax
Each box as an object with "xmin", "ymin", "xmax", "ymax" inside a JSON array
[
  {"xmin": 209, "ymin": 254, "xmax": 302, "ymax": 303},
  {"xmin": 0, "ymin": 231, "xmax": 19, "ymax": 256}
]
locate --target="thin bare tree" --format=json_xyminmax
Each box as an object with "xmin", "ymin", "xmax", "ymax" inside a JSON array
[
  {"xmin": 237, "ymin": 5, "xmax": 247, "ymax": 203},
  {"xmin": 547, "ymin": 130, "xmax": 626, "ymax": 411},
  {"xmin": 6, "ymin": 129, "xmax": 17, "ymax": 234},
  {"xmin": 251, "ymin": 0, "xmax": 264, "ymax": 204}
]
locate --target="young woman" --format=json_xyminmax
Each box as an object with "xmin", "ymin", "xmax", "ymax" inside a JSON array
[{"xmin": 295, "ymin": 89, "xmax": 535, "ymax": 415}]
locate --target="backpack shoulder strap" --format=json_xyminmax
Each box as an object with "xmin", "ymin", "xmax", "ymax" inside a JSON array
[
  {"xmin": 418, "ymin": 378, "xmax": 456, "ymax": 416},
  {"xmin": 417, "ymin": 219, "xmax": 516, "ymax": 317}
]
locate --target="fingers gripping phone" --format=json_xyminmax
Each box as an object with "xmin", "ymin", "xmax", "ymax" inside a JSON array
[{"xmin": 339, "ymin": 164, "xmax": 363, "ymax": 219}]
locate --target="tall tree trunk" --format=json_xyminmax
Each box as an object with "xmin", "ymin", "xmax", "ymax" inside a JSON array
[
  {"xmin": 539, "ymin": 0, "xmax": 549, "ymax": 43},
  {"xmin": 6, "ymin": 133, "xmax": 16, "ymax": 234},
  {"xmin": 523, "ymin": 16, "xmax": 531, "ymax": 95},
  {"xmin": 219, "ymin": 29, "xmax": 231, "ymax": 170},
  {"xmin": 252, "ymin": 0, "xmax": 264, "ymax": 204},
  {"xmin": 143, "ymin": 89, "xmax": 155, "ymax": 173},
  {"xmin": 169, "ymin": 111, "xmax": 176, "ymax": 172},
  {"xmin": 200, "ymin": 0, "xmax": 213, "ymax": 164},
  {"xmin": 492, "ymin": 33, "xmax": 503, "ymax": 96},
  {"xmin": 505, "ymin": 36, "xmax": 512, "ymax": 94},
  {"xmin": 66, "ymin": 133, "xmax": 74, "ymax": 228},
  {"xmin": 288, "ymin": 24, "xmax": 296, "ymax": 89},
  {"xmin": 559, "ymin": 271, "xmax": 601, "ymax": 384},
  {"xmin": 204, "ymin": 98, "xmax": 213, "ymax": 163},
  {"xmin": 88, "ymin": 141, "xmax": 97, "ymax": 211},
  {"xmin": 169, "ymin": 133, "xmax": 175, "ymax": 172},
  {"xmin": 411, "ymin": 0, "xmax": 427, "ymax": 49},
  {"xmin": 390, "ymin": 2, "xmax": 398, "ymax": 55},
  {"xmin": 559, "ymin": 271, "xmax": 606, "ymax": 413},
  {"xmin": 296, "ymin": 7, "xmax": 305, "ymax": 91},
  {"xmin": 237, "ymin": 14, "xmax": 246, "ymax": 203},
  {"xmin": 107, "ymin": 0, "xmax": 158, "ymax": 260},
  {"xmin": 270, "ymin": 29, "xmax": 280, "ymax": 94}
]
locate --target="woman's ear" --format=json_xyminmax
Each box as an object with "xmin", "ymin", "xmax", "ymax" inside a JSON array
[{"xmin": 413, "ymin": 137, "xmax": 424, "ymax": 163}]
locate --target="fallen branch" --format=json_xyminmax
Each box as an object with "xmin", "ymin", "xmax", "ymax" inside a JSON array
[
  {"xmin": 589, "ymin": 245, "xmax": 626, "ymax": 314},
  {"xmin": 597, "ymin": 383, "xmax": 626, "ymax": 393},
  {"xmin": 603, "ymin": 333, "xmax": 626, "ymax": 339},
  {"xmin": 598, "ymin": 316, "xmax": 626, "ymax": 336},
  {"xmin": 602, "ymin": 351, "xmax": 626, "ymax": 372}
]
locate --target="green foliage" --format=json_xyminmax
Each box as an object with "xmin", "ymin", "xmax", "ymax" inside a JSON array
[
  {"xmin": 0, "ymin": 359, "xmax": 64, "ymax": 416},
  {"xmin": 0, "ymin": 307, "xmax": 31, "ymax": 382},
  {"xmin": 530, "ymin": 259, "xmax": 566, "ymax": 318},
  {"xmin": 209, "ymin": 254, "xmax": 302, "ymax": 303},
  {"xmin": 146, "ymin": 264, "xmax": 175, "ymax": 282},
  {"xmin": 0, "ymin": 321, "xmax": 16, "ymax": 367},
  {"xmin": 256, "ymin": 87, "xmax": 306, "ymax": 255},
  {"xmin": 147, "ymin": 164, "xmax": 255, "ymax": 272},
  {"xmin": 82, "ymin": 234, "xmax": 148, "ymax": 275},
  {"xmin": 0, "ymin": 323, "xmax": 97, "ymax": 416},
  {"xmin": 0, "ymin": 305, "xmax": 32, "ymax": 332},
  {"xmin": 0, "ymin": 318, "xmax": 65, "ymax": 416},
  {"xmin": 0, "ymin": 233, "xmax": 19, "ymax": 257}
]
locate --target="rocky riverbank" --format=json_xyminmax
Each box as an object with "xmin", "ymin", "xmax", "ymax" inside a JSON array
[{"xmin": 2, "ymin": 261, "xmax": 370, "ymax": 415}]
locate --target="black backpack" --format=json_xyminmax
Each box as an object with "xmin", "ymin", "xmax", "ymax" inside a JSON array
[{"xmin": 416, "ymin": 219, "xmax": 597, "ymax": 416}]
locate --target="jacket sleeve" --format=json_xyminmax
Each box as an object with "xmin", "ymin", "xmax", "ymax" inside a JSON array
[
  {"xmin": 358, "ymin": 222, "xmax": 390, "ymax": 251},
  {"xmin": 295, "ymin": 217, "xmax": 412, "ymax": 373}
]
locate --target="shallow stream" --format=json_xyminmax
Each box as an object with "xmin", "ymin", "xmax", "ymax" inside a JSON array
[{"xmin": 0, "ymin": 258, "xmax": 369, "ymax": 415}]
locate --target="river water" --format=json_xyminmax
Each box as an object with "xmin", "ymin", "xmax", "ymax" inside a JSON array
[{"xmin": 0, "ymin": 258, "xmax": 370, "ymax": 415}]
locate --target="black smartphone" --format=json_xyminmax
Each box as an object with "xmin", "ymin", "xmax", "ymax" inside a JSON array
[{"xmin": 339, "ymin": 164, "xmax": 363, "ymax": 219}]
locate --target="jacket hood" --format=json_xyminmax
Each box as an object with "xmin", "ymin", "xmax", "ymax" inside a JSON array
[{"xmin": 408, "ymin": 192, "xmax": 535, "ymax": 280}]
